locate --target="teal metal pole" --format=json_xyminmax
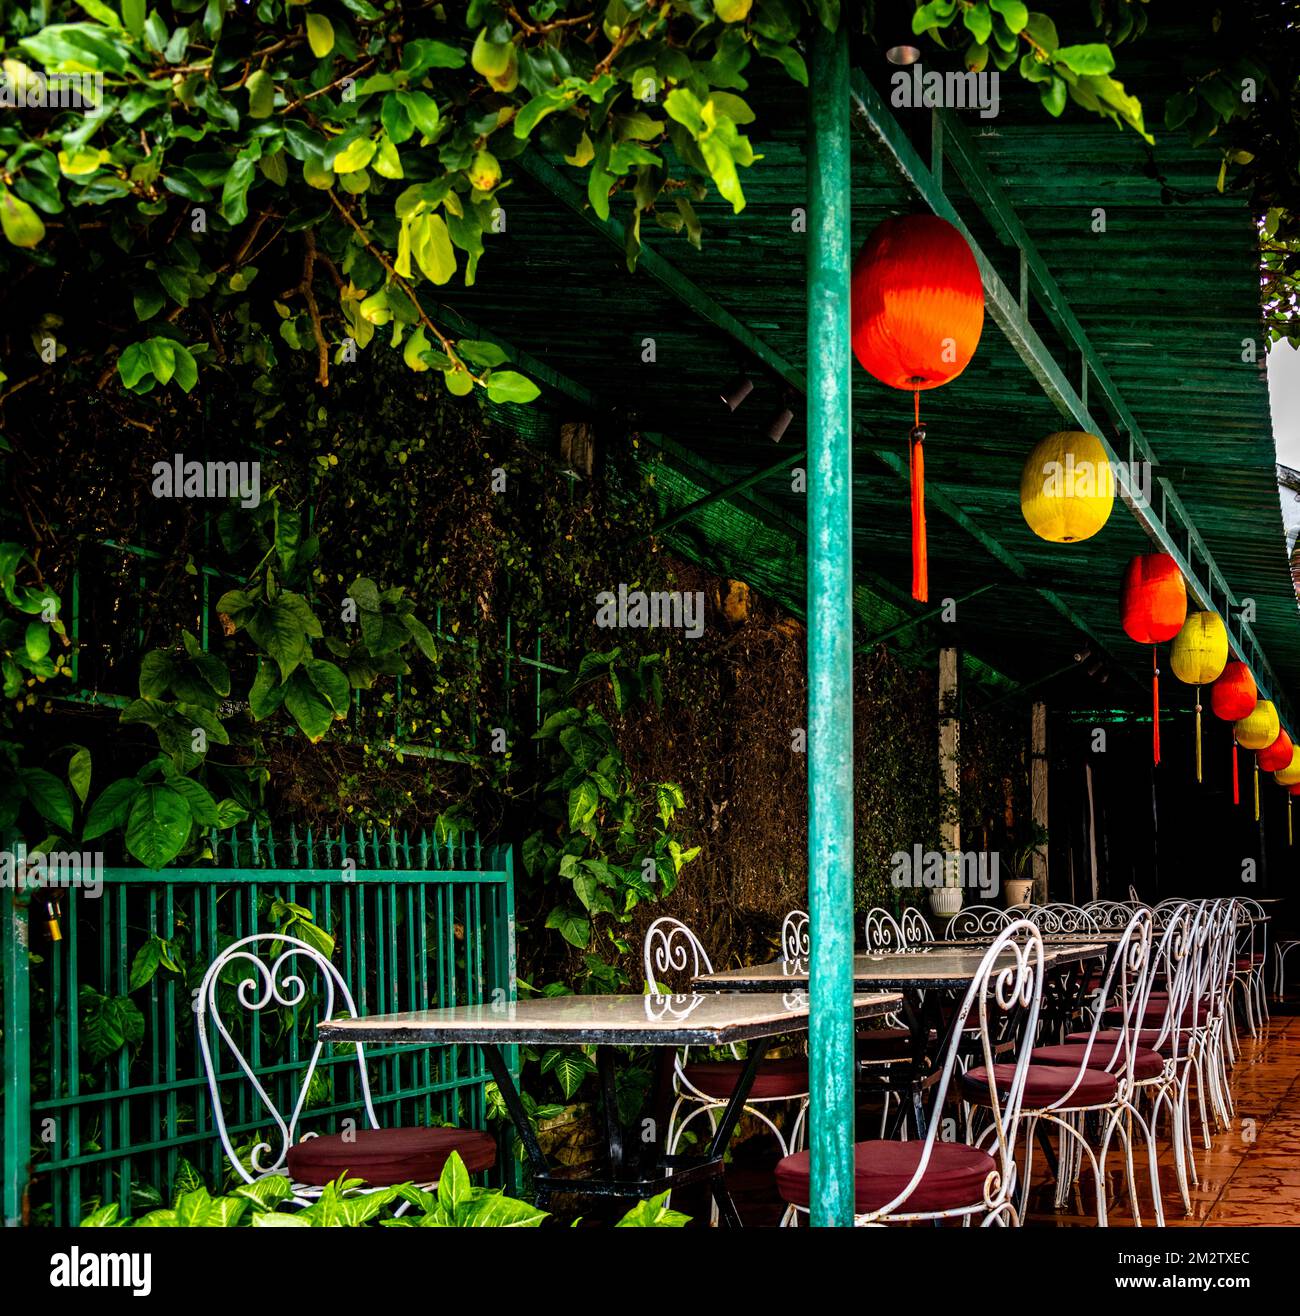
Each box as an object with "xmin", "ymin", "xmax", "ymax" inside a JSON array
[
  {"xmin": 806, "ymin": 17, "xmax": 855, "ymax": 1228},
  {"xmin": 2, "ymin": 863, "xmax": 31, "ymax": 1227}
]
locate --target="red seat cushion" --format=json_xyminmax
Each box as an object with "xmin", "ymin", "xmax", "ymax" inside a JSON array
[
  {"xmin": 1106, "ymin": 1001, "xmax": 1208, "ymax": 1027},
  {"xmin": 1066, "ymin": 1028, "xmax": 1175, "ymax": 1057},
  {"xmin": 682, "ymin": 1058, "xmax": 808, "ymax": 1100},
  {"xmin": 856, "ymin": 1028, "xmax": 915, "ymax": 1062},
  {"xmin": 286, "ymin": 1125, "xmax": 497, "ymax": 1187},
  {"xmin": 962, "ymin": 1063, "xmax": 1118, "ymax": 1108},
  {"xmin": 775, "ymin": 1140, "xmax": 996, "ymax": 1215},
  {"xmin": 1030, "ymin": 1043, "xmax": 1166, "ymax": 1082},
  {"xmin": 1236, "ymin": 956, "xmax": 1264, "ymax": 970}
]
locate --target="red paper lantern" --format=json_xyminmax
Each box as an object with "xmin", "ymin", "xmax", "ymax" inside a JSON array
[
  {"xmin": 1118, "ymin": 553, "xmax": 1186, "ymax": 766},
  {"xmin": 1212, "ymin": 662, "xmax": 1259, "ymax": 805},
  {"xmin": 1119, "ymin": 554, "xmax": 1186, "ymax": 644},
  {"xmin": 1258, "ymin": 730, "xmax": 1294, "ymax": 773},
  {"xmin": 1211, "ymin": 662, "xmax": 1258, "ymax": 721},
  {"xmin": 851, "ymin": 214, "xmax": 984, "ymax": 604}
]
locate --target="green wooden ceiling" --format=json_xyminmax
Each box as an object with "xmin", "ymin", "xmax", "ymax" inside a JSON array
[{"xmin": 434, "ymin": 18, "xmax": 1298, "ymax": 723}]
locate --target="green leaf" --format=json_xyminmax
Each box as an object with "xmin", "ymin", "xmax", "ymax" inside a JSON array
[
  {"xmin": 1022, "ymin": 12, "xmax": 1058, "ymax": 52},
  {"xmin": 68, "ymin": 748, "xmax": 92, "ymax": 805},
  {"xmin": 83, "ymin": 778, "xmax": 144, "ymax": 841},
  {"xmin": 544, "ymin": 905, "xmax": 590, "ymax": 949},
  {"xmin": 20, "ymin": 767, "xmax": 74, "ymax": 832},
  {"xmin": 245, "ymin": 69, "xmax": 275, "ymax": 119},
  {"xmin": 305, "ymin": 658, "xmax": 350, "ymax": 715},
  {"xmin": 1054, "ymin": 44, "xmax": 1116, "ymax": 76},
  {"xmin": 333, "ymin": 136, "xmax": 377, "ymax": 174},
  {"xmin": 615, "ymin": 1190, "xmax": 690, "ymax": 1227},
  {"xmin": 411, "ymin": 213, "xmax": 456, "ymax": 284},
  {"xmin": 284, "ymin": 670, "xmax": 335, "ymax": 742},
  {"xmin": 396, "ymin": 91, "xmax": 440, "ymax": 138},
  {"xmin": 24, "ymin": 621, "xmax": 50, "ymax": 661},
  {"xmin": 436, "ymin": 1149, "xmax": 471, "ymax": 1219},
  {"xmin": 247, "ymin": 600, "xmax": 312, "ymax": 681},
  {"xmin": 138, "ymin": 650, "xmax": 174, "ymax": 699},
  {"xmin": 1, "ymin": 187, "xmax": 46, "ymax": 248},
  {"xmin": 485, "ymin": 371, "xmax": 540, "ymax": 405},
  {"xmin": 166, "ymin": 775, "xmax": 220, "ymax": 825},
  {"xmin": 567, "ymin": 777, "xmax": 600, "ymax": 829},
  {"xmin": 125, "ymin": 784, "xmax": 193, "ymax": 868},
  {"xmin": 989, "ymin": 0, "xmax": 1029, "ymax": 32},
  {"xmin": 306, "ymin": 13, "xmax": 335, "ymax": 58},
  {"xmin": 1040, "ymin": 76, "xmax": 1067, "ymax": 117}
]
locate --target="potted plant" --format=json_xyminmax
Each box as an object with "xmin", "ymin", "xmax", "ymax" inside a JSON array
[{"xmin": 1004, "ymin": 823, "xmax": 1048, "ymax": 909}]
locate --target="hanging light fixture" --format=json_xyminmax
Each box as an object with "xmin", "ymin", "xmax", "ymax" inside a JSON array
[
  {"xmin": 1169, "ymin": 610, "xmax": 1228, "ymax": 782},
  {"xmin": 1210, "ymin": 661, "xmax": 1257, "ymax": 805},
  {"xmin": 720, "ymin": 374, "xmax": 754, "ymax": 412},
  {"xmin": 851, "ymin": 213, "xmax": 984, "ymax": 603},
  {"xmin": 1020, "ymin": 431, "xmax": 1115, "ymax": 543},
  {"xmin": 765, "ymin": 400, "xmax": 795, "ymax": 443},
  {"xmin": 878, "ymin": 1, "xmax": 922, "ymax": 64},
  {"xmin": 1119, "ymin": 553, "xmax": 1187, "ymax": 766},
  {"xmin": 1235, "ymin": 698, "xmax": 1280, "ymax": 821}
]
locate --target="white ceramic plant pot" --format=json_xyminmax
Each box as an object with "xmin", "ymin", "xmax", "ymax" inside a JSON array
[
  {"xmin": 1003, "ymin": 878, "xmax": 1034, "ymax": 909},
  {"xmin": 928, "ymin": 886, "xmax": 963, "ymax": 919}
]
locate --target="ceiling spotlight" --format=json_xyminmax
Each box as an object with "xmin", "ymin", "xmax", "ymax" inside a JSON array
[
  {"xmin": 885, "ymin": 39, "xmax": 922, "ymax": 66},
  {"xmin": 766, "ymin": 403, "xmax": 795, "ymax": 443},
  {"xmin": 721, "ymin": 375, "xmax": 754, "ymax": 412}
]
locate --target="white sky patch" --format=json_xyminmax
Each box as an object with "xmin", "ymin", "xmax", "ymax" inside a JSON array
[{"xmin": 1268, "ymin": 339, "xmax": 1300, "ymax": 555}]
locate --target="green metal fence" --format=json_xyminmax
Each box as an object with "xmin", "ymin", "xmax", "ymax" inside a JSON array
[{"xmin": 2, "ymin": 822, "xmax": 515, "ymax": 1226}]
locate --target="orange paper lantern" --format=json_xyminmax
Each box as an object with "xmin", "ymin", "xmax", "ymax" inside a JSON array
[
  {"xmin": 1118, "ymin": 553, "xmax": 1186, "ymax": 766},
  {"xmin": 851, "ymin": 214, "xmax": 984, "ymax": 604}
]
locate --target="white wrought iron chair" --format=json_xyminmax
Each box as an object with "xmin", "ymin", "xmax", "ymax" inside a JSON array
[
  {"xmin": 776, "ymin": 921, "xmax": 1046, "ymax": 1226},
  {"xmin": 944, "ymin": 904, "xmax": 1014, "ymax": 940},
  {"xmin": 1022, "ymin": 907, "xmax": 1166, "ymax": 1226},
  {"xmin": 1231, "ymin": 896, "xmax": 1269, "ymax": 1036},
  {"xmin": 643, "ymin": 917, "xmax": 809, "ymax": 1224},
  {"xmin": 899, "ymin": 906, "xmax": 934, "ymax": 946},
  {"xmin": 197, "ymin": 933, "xmax": 496, "ymax": 1203},
  {"xmin": 780, "ymin": 908, "xmax": 810, "ymax": 961}
]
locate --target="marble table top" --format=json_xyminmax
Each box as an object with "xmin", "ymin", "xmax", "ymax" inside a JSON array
[
  {"xmin": 317, "ymin": 990, "xmax": 903, "ymax": 1047},
  {"xmin": 693, "ymin": 942, "xmax": 1105, "ymax": 992}
]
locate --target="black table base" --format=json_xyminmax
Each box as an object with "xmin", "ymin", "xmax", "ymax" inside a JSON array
[{"xmin": 481, "ymin": 1039, "xmax": 772, "ymax": 1228}]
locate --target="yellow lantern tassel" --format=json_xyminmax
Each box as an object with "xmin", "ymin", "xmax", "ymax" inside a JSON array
[
  {"xmin": 1254, "ymin": 756, "xmax": 1260, "ymax": 821},
  {"xmin": 1194, "ymin": 693, "xmax": 1203, "ymax": 782}
]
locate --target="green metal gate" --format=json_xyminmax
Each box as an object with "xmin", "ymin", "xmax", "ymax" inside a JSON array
[{"xmin": 2, "ymin": 822, "xmax": 515, "ymax": 1226}]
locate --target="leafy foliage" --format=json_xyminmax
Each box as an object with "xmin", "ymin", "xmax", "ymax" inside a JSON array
[
  {"xmin": 0, "ymin": 0, "xmax": 1161, "ymax": 401},
  {"xmin": 79, "ymin": 1152, "xmax": 687, "ymax": 1227}
]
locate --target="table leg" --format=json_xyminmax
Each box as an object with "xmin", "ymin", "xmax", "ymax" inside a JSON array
[
  {"xmin": 596, "ymin": 1045, "xmax": 626, "ymax": 1176},
  {"xmin": 480, "ymin": 1043, "xmax": 549, "ymax": 1187}
]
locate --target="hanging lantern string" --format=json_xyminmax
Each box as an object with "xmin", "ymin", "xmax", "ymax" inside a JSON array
[
  {"xmin": 1194, "ymin": 690, "xmax": 1203, "ymax": 783},
  {"xmin": 910, "ymin": 386, "xmax": 927, "ymax": 604},
  {"xmin": 1254, "ymin": 753, "xmax": 1260, "ymax": 822},
  {"xmin": 1151, "ymin": 647, "xmax": 1161, "ymax": 767},
  {"xmin": 1232, "ymin": 735, "xmax": 1240, "ymax": 806}
]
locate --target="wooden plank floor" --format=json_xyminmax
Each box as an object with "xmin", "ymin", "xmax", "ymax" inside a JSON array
[{"xmin": 1023, "ymin": 1011, "xmax": 1300, "ymax": 1227}]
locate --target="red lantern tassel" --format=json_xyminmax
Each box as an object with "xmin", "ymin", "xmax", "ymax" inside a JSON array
[
  {"xmin": 1232, "ymin": 737, "xmax": 1240, "ymax": 806},
  {"xmin": 1151, "ymin": 648, "xmax": 1161, "ymax": 766},
  {"xmin": 910, "ymin": 392, "xmax": 927, "ymax": 604}
]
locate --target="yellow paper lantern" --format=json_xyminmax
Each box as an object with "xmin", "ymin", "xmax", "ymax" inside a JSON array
[
  {"xmin": 1168, "ymin": 612, "xmax": 1228, "ymax": 686},
  {"xmin": 1168, "ymin": 610, "xmax": 1229, "ymax": 784},
  {"xmin": 1237, "ymin": 698, "xmax": 1280, "ymax": 821},
  {"xmin": 1019, "ymin": 431, "xmax": 1115, "ymax": 543},
  {"xmin": 1274, "ymin": 747, "xmax": 1300, "ymax": 787},
  {"xmin": 1235, "ymin": 699, "xmax": 1280, "ymax": 750}
]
